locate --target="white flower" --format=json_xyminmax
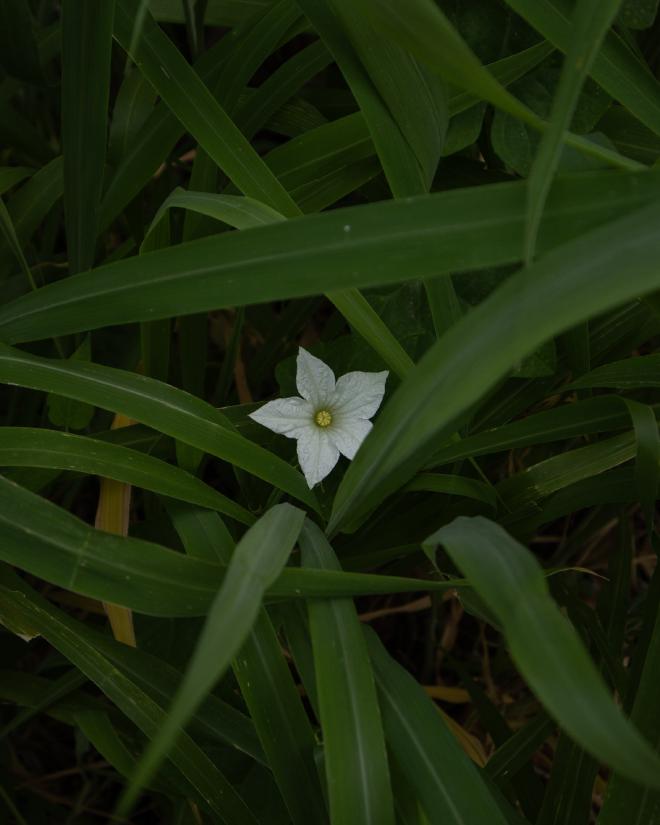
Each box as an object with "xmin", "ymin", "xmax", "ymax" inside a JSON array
[{"xmin": 249, "ymin": 348, "xmax": 388, "ymax": 488}]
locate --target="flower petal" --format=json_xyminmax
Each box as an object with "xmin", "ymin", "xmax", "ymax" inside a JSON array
[
  {"xmin": 296, "ymin": 347, "xmax": 335, "ymax": 406},
  {"xmin": 249, "ymin": 397, "xmax": 314, "ymax": 438},
  {"xmin": 328, "ymin": 418, "xmax": 372, "ymax": 460},
  {"xmin": 331, "ymin": 370, "xmax": 388, "ymax": 420},
  {"xmin": 296, "ymin": 427, "xmax": 340, "ymax": 487}
]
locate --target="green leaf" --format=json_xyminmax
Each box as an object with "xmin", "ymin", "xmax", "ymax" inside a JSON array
[
  {"xmin": 62, "ymin": 0, "xmax": 115, "ymax": 273},
  {"xmin": 0, "ymin": 474, "xmax": 464, "ymax": 615},
  {"xmin": 618, "ymin": 0, "xmax": 660, "ymax": 28},
  {"xmin": 3, "ymin": 167, "xmax": 660, "ymax": 343},
  {"xmin": 297, "ymin": 0, "xmax": 428, "ymax": 196},
  {"xmin": 502, "ymin": 0, "xmax": 660, "ymax": 138},
  {"xmin": 46, "ymin": 335, "xmax": 95, "ymax": 430},
  {"xmin": 496, "ymin": 432, "xmax": 636, "ymax": 512},
  {"xmin": 430, "ymin": 395, "xmax": 643, "ymax": 465},
  {"xmin": 113, "ymin": 0, "xmax": 299, "ymax": 217},
  {"xmin": 301, "ymin": 520, "xmax": 395, "ymax": 825},
  {"xmin": 0, "ymin": 167, "xmax": 33, "ymax": 197},
  {"xmin": 0, "ymin": 573, "xmax": 259, "ymax": 824},
  {"xmin": 524, "ymin": 0, "xmax": 624, "ymax": 262},
  {"xmin": 369, "ymin": 0, "xmax": 639, "ymax": 171},
  {"xmin": 568, "ymin": 353, "xmax": 660, "ymax": 389},
  {"xmin": 0, "ymin": 156, "xmax": 63, "ymax": 273},
  {"xmin": 365, "ymin": 627, "xmax": 510, "ymax": 825},
  {"xmin": 0, "ymin": 342, "xmax": 316, "ymax": 510},
  {"xmin": 0, "ymin": 426, "xmax": 254, "ymax": 525},
  {"xmin": 426, "ymin": 516, "xmax": 660, "ymax": 789},
  {"xmin": 0, "ymin": 197, "xmax": 37, "ymax": 292},
  {"xmin": 403, "ymin": 473, "xmax": 497, "ymax": 511},
  {"xmin": 169, "ymin": 506, "xmax": 328, "ymax": 825},
  {"xmin": 108, "ymin": 67, "xmax": 157, "ymax": 165},
  {"xmin": 117, "ymin": 504, "xmax": 305, "ymax": 816},
  {"xmin": 600, "ymin": 581, "xmax": 660, "ymax": 822},
  {"xmin": 329, "ymin": 0, "xmax": 448, "ymax": 190},
  {"xmin": 329, "ymin": 198, "xmax": 660, "ymax": 533}
]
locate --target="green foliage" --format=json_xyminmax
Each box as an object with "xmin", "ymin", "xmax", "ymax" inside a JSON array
[{"xmin": 2, "ymin": 1, "xmax": 660, "ymax": 822}]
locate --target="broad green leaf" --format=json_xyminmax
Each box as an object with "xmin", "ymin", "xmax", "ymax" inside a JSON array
[
  {"xmin": 144, "ymin": 188, "xmax": 412, "ymax": 387},
  {"xmin": 62, "ymin": 0, "xmax": 115, "ymax": 273},
  {"xmin": 0, "ymin": 573, "xmax": 259, "ymax": 824},
  {"xmin": 427, "ymin": 516, "xmax": 660, "ymax": 789},
  {"xmin": 3, "ymin": 168, "xmax": 660, "ymax": 343},
  {"xmin": 365, "ymin": 627, "xmax": 510, "ymax": 825},
  {"xmin": 329, "ymin": 198, "xmax": 660, "ymax": 534},
  {"xmin": 524, "ymin": 0, "xmax": 624, "ymax": 262},
  {"xmin": 117, "ymin": 504, "xmax": 305, "ymax": 816},
  {"xmin": 301, "ymin": 520, "xmax": 395, "ymax": 825},
  {"xmin": 503, "ymin": 0, "xmax": 660, "ymax": 137},
  {"xmin": 369, "ymin": 0, "xmax": 640, "ymax": 171},
  {"xmin": 0, "ymin": 474, "xmax": 464, "ymax": 615},
  {"xmin": 0, "ymin": 426, "xmax": 254, "ymax": 524},
  {"xmin": 0, "ymin": 342, "xmax": 316, "ymax": 509}
]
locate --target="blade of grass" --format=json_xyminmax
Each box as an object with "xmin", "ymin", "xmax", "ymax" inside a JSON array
[
  {"xmin": 599, "ymin": 577, "xmax": 660, "ymax": 823},
  {"xmin": 168, "ymin": 505, "xmax": 329, "ymax": 824},
  {"xmin": 113, "ymin": 0, "xmax": 299, "ymax": 216},
  {"xmin": 301, "ymin": 520, "xmax": 395, "ymax": 825},
  {"xmin": 503, "ymin": 0, "xmax": 660, "ymax": 138},
  {"xmin": 61, "ymin": 0, "xmax": 115, "ymax": 273},
  {"xmin": 0, "ymin": 427, "xmax": 254, "ymax": 523},
  {"xmin": 524, "ymin": 0, "xmax": 624, "ymax": 264},
  {"xmin": 364, "ymin": 626, "xmax": 511, "ymax": 825},
  {"xmin": 116, "ymin": 504, "xmax": 305, "ymax": 817},
  {"xmin": 427, "ymin": 516, "xmax": 660, "ymax": 789},
  {"xmin": 0, "ymin": 342, "xmax": 316, "ymax": 510},
  {"xmin": 3, "ymin": 167, "xmax": 660, "ymax": 344}
]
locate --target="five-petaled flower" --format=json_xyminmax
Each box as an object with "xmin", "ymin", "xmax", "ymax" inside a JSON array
[{"xmin": 249, "ymin": 348, "xmax": 388, "ymax": 488}]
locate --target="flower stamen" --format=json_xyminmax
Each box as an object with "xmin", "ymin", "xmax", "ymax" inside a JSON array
[{"xmin": 314, "ymin": 409, "xmax": 333, "ymax": 428}]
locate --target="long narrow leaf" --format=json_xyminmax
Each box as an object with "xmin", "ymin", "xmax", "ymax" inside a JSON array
[{"xmin": 427, "ymin": 516, "xmax": 660, "ymax": 789}]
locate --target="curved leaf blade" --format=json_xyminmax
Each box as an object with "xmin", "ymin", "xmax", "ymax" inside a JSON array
[{"xmin": 428, "ymin": 516, "xmax": 660, "ymax": 789}]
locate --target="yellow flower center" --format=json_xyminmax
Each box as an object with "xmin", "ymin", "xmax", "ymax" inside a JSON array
[{"xmin": 314, "ymin": 409, "xmax": 333, "ymax": 428}]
